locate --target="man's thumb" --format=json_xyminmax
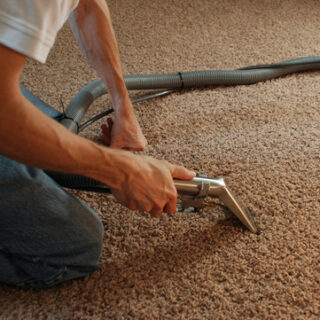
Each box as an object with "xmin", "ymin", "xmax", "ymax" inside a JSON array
[{"xmin": 171, "ymin": 165, "xmax": 196, "ymax": 180}]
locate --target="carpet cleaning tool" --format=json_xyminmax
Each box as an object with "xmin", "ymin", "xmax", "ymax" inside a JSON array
[
  {"xmin": 175, "ymin": 175, "xmax": 258, "ymax": 233},
  {"xmin": 22, "ymin": 56, "xmax": 320, "ymax": 233},
  {"xmin": 47, "ymin": 171, "xmax": 258, "ymax": 233}
]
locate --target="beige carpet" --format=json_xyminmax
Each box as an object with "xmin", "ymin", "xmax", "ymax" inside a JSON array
[{"xmin": 1, "ymin": 0, "xmax": 320, "ymax": 319}]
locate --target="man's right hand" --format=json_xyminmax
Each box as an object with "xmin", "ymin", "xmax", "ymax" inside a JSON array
[{"xmin": 111, "ymin": 155, "xmax": 195, "ymax": 217}]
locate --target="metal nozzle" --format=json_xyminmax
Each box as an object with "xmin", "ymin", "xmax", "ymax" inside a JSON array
[
  {"xmin": 218, "ymin": 186, "xmax": 258, "ymax": 233},
  {"xmin": 174, "ymin": 176, "xmax": 258, "ymax": 234}
]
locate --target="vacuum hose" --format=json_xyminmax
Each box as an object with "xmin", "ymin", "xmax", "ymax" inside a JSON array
[
  {"xmin": 46, "ymin": 56, "xmax": 320, "ymax": 190},
  {"xmin": 59, "ymin": 56, "xmax": 320, "ymax": 132}
]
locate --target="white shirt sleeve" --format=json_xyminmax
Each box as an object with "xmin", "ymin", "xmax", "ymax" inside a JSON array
[{"xmin": 0, "ymin": 0, "xmax": 79, "ymax": 63}]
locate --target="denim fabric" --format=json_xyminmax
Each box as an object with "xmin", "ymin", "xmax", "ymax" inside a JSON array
[
  {"xmin": 0, "ymin": 94, "xmax": 104, "ymax": 289},
  {"xmin": 0, "ymin": 156, "xmax": 104, "ymax": 289}
]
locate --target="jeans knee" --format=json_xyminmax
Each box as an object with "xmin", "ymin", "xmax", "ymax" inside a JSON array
[{"xmin": 86, "ymin": 218, "xmax": 104, "ymax": 264}]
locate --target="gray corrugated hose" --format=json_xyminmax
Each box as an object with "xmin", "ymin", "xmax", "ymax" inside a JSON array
[{"xmin": 59, "ymin": 56, "xmax": 320, "ymax": 132}]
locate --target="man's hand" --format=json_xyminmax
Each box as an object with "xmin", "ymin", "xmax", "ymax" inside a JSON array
[
  {"xmin": 101, "ymin": 115, "xmax": 147, "ymax": 151},
  {"xmin": 111, "ymin": 155, "xmax": 196, "ymax": 217}
]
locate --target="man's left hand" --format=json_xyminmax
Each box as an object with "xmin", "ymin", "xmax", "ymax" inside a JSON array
[{"xmin": 101, "ymin": 114, "xmax": 147, "ymax": 151}]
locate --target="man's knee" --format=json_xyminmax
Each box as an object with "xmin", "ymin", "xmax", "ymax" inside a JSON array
[
  {"xmin": 0, "ymin": 156, "xmax": 105, "ymax": 288},
  {"xmin": 0, "ymin": 219, "xmax": 104, "ymax": 289}
]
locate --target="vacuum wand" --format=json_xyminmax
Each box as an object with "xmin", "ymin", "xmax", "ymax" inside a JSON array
[
  {"xmin": 46, "ymin": 171, "xmax": 258, "ymax": 233},
  {"xmin": 174, "ymin": 174, "xmax": 258, "ymax": 233}
]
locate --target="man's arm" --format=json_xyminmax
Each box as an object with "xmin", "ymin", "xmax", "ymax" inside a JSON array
[
  {"xmin": 0, "ymin": 45, "xmax": 126, "ymax": 187},
  {"xmin": 68, "ymin": 0, "xmax": 147, "ymax": 151},
  {"xmin": 0, "ymin": 45, "xmax": 195, "ymax": 217}
]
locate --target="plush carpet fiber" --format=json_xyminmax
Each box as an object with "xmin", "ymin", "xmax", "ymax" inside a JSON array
[{"xmin": 1, "ymin": 0, "xmax": 319, "ymax": 319}]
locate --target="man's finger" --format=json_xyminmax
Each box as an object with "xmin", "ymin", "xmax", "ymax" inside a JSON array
[
  {"xmin": 101, "ymin": 124, "xmax": 108, "ymax": 133},
  {"xmin": 150, "ymin": 207, "xmax": 163, "ymax": 218},
  {"xmin": 101, "ymin": 134, "xmax": 110, "ymax": 145},
  {"xmin": 163, "ymin": 199, "xmax": 177, "ymax": 215},
  {"xmin": 101, "ymin": 125, "xmax": 111, "ymax": 145},
  {"xmin": 107, "ymin": 117, "xmax": 113, "ymax": 129},
  {"xmin": 170, "ymin": 165, "xmax": 196, "ymax": 180}
]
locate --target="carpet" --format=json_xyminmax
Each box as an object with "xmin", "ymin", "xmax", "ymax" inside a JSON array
[{"xmin": 0, "ymin": 0, "xmax": 319, "ymax": 319}]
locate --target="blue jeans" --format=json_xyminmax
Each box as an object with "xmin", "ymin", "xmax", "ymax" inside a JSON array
[{"xmin": 0, "ymin": 89, "xmax": 104, "ymax": 289}]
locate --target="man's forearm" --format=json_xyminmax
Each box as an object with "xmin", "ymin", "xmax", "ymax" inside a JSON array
[
  {"xmin": 68, "ymin": 0, "xmax": 130, "ymax": 114},
  {"xmin": 69, "ymin": 0, "xmax": 148, "ymax": 151},
  {"xmin": 0, "ymin": 83, "xmax": 134, "ymax": 189}
]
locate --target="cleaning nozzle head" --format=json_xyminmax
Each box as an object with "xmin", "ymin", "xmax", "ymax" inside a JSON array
[
  {"xmin": 220, "ymin": 187, "xmax": 259, "ymax": 233},
  {"xmin": 174, "ymin": 176, "xmax": 259, "ymax": 234}
]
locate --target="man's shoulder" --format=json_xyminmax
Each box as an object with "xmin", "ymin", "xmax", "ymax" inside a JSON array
[{"xmin": 0, "ymin": 0, "xmax": 79, "ymax": 63}]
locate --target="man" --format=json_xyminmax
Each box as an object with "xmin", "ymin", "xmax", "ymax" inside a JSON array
[{"xmin": 0, "ymin": 0, "xmax": 195, "ymax": 288}]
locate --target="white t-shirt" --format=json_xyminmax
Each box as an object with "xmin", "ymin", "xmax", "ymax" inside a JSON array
[{"xmin": 0, "ymin": 0, "xmax": 79, "ymax": 63}]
